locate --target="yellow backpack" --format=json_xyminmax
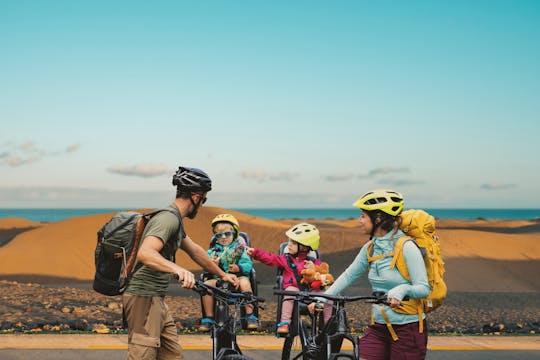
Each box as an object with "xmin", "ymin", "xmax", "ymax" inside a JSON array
[{"xmin": 367, "ymin": 209, "xmax": 447, "ymax": 339}]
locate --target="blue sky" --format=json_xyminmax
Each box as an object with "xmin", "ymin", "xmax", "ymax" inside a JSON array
[{"xmin": 1, "ymin": 0, "xmax": 539, "ymax": 209}]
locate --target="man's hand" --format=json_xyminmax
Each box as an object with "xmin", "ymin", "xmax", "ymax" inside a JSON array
[
  {"xmin": 174, "ymin": 268, "xmax": 195, "ymax": 289},
  {"xmin": 221, "ymin": 273, "xmax": 239, "ymax": 288}
]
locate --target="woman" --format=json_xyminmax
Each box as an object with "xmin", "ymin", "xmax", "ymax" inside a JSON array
[{"xmin": 309, "ymin": 189, "xmax": 430, "ymax": 360}]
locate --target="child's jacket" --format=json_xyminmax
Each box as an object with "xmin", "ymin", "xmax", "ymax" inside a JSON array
[
  {"xmin": 207, "ymin": 238, "xmax": 253, "ymax": 277},
  {"xmin": 251, "ymin": 248, "xmax": 321, "ymax": 288}
]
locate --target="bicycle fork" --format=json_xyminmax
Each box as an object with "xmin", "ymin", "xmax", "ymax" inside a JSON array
[{"xmin": 321, "ymin": 307, "xmax": 359, "ymax": 360}]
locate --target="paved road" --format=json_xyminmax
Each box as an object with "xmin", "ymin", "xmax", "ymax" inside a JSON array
[
  {"xmin": 1, "ymin": 334, "xmax": 538, "ymax": 359},
  {"xmin": 0, "ymin": 349, "xmax": 539, "ymax": 359}
]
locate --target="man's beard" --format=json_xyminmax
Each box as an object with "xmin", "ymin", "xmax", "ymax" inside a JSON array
[{"xmin": 187, "ymin": 203, "xmax": 201, "ymax": 219}]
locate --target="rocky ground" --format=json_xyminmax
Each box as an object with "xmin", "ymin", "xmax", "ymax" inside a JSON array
[{"xmin": 1, "ymin": 280, "xmax": 539, "ymax": 336}]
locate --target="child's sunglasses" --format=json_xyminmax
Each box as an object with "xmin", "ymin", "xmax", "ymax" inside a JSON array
[{"xmin": 214, "ymin": 230, "xmax": 235, "ymax": 239}]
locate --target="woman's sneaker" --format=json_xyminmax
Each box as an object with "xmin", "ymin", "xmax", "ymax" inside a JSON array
[
  {"xmin": 276, "ymin": 321, "xmax": 290, "ymax": 334},
  {"xmin": 198, "ymin": 318, "xmax": 214, "ymax": 332},
  {"xmin": 246, "ymin": 314, "xmax": 259, "ymax": 330}
]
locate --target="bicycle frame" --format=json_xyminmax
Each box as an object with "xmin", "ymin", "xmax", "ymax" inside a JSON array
[
  {"xmin": 193, "ymin": 280, "xmax": 265, "ymax": 360},
  {"xmin": 314, "ymin": 298, "xmax": 359, "ymax": 360},
  {"xmin": 275, "ymin": 289, "xmax": 386, "ymax": 360}
]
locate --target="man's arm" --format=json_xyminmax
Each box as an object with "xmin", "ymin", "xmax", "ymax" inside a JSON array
[
  {"xmin": 180, "ymin": 235, "xmax": 239, "ymax": 287},
  {"xmin": 137, "ymin": 235, "xmax": 195, "ymax": 288}
]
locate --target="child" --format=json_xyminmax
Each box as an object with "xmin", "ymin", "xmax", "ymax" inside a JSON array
[
  {"xmin": 199, "ymin": 214, "xmax": 259, "ymax": 332},
  {"xmin": 246, "ymin": 222, "xmax": 332, "ymax": 334}
]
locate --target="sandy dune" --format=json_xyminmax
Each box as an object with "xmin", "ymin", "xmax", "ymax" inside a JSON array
[{"xmin": 0, "ymin": 206, "xmax": 539, "ymax": 292}]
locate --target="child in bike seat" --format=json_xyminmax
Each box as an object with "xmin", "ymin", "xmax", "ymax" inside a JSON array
[
  {"xmin": 199, "ymin": 214, "xmax": 259, "ymax": 332},
  {"xmin": 246, "ymin": 223, "xmax": 332, "ymax": 334}
]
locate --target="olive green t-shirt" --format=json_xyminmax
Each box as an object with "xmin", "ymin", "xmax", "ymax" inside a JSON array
[{"xmin": 124, "ymin": 204, "xmax": 184, "ymax": 297}]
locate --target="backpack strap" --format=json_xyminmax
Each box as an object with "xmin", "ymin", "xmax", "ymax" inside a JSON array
[
  {"xmin": 144, "ymin": 208, "xmax": 185, "ymax": 239},
  {"xmin": 366, "ymin": 240, "xmax": 395, "ymax": 263},
  {"xmin": 286, "ymin": 254, "xmax": 309, "ymax": 291},
  {"xmin": 130, "ymin": 208, "xmax": 185, "ymax": 276},
  {"xmin": 367, "ymin": 236, "xmax": 426, "ymax": 340},
  {"xmin": 390, "ymin": 236, "xmax": 411, "ymax": 279},
  {"xmin": 389, "ymin": 236, "xmax": 428, "ymax": 334}
]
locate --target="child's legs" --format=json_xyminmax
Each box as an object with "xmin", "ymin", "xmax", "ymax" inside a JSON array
[
  {"xmin": 202, "ymin": 278, "xmax": 218, "ymax": 318},
  {"xmin": 310, "ymin": 289, "xmax": 333, "ymax": 324},
  {"xmin": 281, "ymin": 285, "xmax": 299, "ymax": 323},
  {"xmin": 238, "ymin": 276, "xmax": 254, "ymax": 315}
]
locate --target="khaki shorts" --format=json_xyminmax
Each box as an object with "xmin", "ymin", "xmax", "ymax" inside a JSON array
[{"xmin": 122, "ymin": 294, "xmax": 182, "ymax": 360}]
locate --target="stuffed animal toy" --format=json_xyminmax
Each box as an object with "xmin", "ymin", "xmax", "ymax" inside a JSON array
[
  {"xmin": 311, "ymin": 272, "xmax": 334, "ymax": 290},
  {"xmin": 300, "ymin": 261, "xmax": 317, "ymax": 285},
  {"xmin": 300, "ymin": 261, "xmax": 334, "ymax": 290}
]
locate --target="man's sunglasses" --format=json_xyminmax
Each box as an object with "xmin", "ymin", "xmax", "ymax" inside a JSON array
[{"xmin": 214, "ymin": 231, "xmax": 235, "ymax": 239}]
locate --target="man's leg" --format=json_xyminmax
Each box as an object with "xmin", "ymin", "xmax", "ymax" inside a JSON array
[
  {"xmin": 122, "ymin": 294, "xmax": 160, "ymax": 360},
  {"xmin": 157, "ymin": 300, "xmax": 183, "ymax": 360}
]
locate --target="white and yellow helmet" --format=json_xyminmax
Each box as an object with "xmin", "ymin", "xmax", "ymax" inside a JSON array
[
  {"xmin": 353, "ymin": 189, "xmax": 405, "ymax": 217},
  {"xmin": 286, "ymin": 222, "xmax": 320, "ymax": 251},
  {"xmin": 211, "ymin": 214, "xmax": 240, "ymax": 236}
]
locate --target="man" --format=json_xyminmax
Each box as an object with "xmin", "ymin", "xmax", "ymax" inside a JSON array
[{"xmin": 122, "ymin": 166, "xmax": 239, "ymax": 360}]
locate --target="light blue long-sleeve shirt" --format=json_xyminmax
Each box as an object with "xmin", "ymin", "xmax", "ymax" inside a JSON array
[{"xmin": 324, "ymin": 229, "xmax": 430, "ymax": 325}]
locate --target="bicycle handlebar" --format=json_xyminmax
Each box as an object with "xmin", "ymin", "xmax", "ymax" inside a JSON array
[
  {"xmin": 274, "ymin": 289, "xmax": 388, "ymax": 304},
  {"xmin": 193, "ymin": 280, "xmax": 266, "ymax": 303}
]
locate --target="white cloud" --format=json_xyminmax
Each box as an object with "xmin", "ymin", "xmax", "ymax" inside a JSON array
[
  {"xmin": 377, "ymin": 178, "xmax": 424, "ymax": 186},
  {"xmin": 107, "ymin": 164, "xmax": 171, "ymax": 178},
  {"xmin": 356, "ymin": 167, "xmax": 410, "ymax": 179},
  {"xmin": 322, "ymin": 173, "xmax": 355, "ymax": 181},
  {"xmin": 0, "ymin": 141, "xmax": 80, "ymax": 167},
  {"xmin": 239, "ymin": 169, "xmax": 298, "ymax": 182},
  {"xmin": 480, "ymin": 183, "xmax": 517, "ymax": 191},
  {"xmin": 65, "ymin": 143, "xmax": 81, "ymax": 153},
  {"xmin": 0, "ymin": 186, "xmax": 171, "ymax": 208}
]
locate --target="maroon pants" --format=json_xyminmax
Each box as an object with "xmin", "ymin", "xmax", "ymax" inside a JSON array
[{"xmin": 359, "ymin": 320, "xmax": 428, "ymax": 360}]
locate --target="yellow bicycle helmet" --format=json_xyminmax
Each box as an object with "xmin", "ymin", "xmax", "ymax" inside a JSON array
[
  {"xmin": 211, "ymin": 214, "xmax": 240, "ymax": 236},
  {"xmin": 286, "ymin": 223, "xmax": 320, "ymax": 251},
  {"xmin": 353, "ymin": 189, "xmax": 405, "ymax": 217}
]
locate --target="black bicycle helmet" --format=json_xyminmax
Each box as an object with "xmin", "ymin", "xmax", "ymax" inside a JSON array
[{"xmin": 172, "ymin": 166, "xmax": 212, "ymax": 192}]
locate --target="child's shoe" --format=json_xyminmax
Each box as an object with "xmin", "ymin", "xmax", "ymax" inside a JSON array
[
  {"xmin": 246, "ymin": 314, "xmax": 259, "ymax": 330},
  {"xmin": 276, "ymin": 321, "xmax": 290, "ymax": 334},
  {"xmin": 198, "ymin": 318, "xmax": 214, "ymax": 332}
]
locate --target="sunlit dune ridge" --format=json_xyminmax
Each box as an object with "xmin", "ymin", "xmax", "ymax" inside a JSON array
[{"xmin": 0, "ymin": 206, "xmax": 539, "ymax": 292}]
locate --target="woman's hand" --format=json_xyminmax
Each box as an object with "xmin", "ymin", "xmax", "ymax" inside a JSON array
[
  {"xmin": 387, "ymin": 297, "xmax": 401, "ymax": 308},
  {"xmin": 245, "ymin": 247, "xmax": 254, "ymax": 256}
]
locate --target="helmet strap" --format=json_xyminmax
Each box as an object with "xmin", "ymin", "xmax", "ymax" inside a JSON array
[{"xmin": 187, "ymin": 195, "xmax": 203, "ymax": 219}]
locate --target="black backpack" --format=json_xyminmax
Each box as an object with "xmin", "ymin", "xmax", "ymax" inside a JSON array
[{"xmin": 93, "ymin": 208, "xmax": 183, "ymax": 296}]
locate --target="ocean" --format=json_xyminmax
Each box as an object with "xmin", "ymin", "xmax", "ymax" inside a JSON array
[{"xmin": 0, "ymin": 208, "xmax": 539, "ymax": 223}]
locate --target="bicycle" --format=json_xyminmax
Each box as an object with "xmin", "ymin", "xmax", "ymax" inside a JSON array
[
  {"xmin": 274, "ymin": 289, "xmax": 388, "ymax": 360},
  {"xmin": 191, "ymin": 279, "xmax": 266, "ymax": 360}
]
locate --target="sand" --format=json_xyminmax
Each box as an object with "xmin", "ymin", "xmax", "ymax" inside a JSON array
[
  {"xmin": 0, "ymin": 206, "xmax": 539, "ymax": 335},
  {"xmin": 0, "ymin": 206, "xmax": 539, "ymax": 292}
]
